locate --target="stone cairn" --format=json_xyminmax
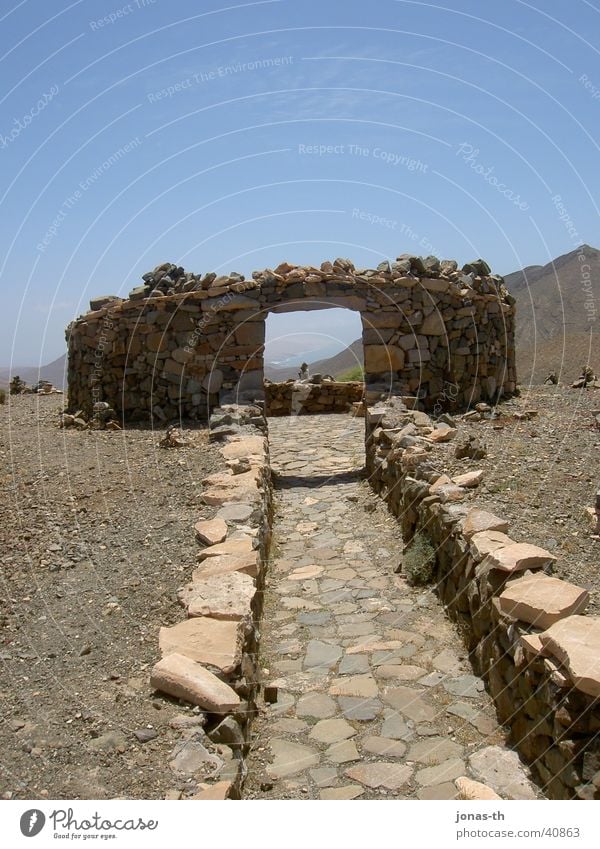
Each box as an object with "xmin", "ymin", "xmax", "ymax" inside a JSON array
[{"xmin": 66, "ymin": 254, "xmax": 516, "ymax": 423}]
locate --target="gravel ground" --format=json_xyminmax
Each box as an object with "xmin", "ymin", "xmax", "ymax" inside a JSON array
[
  {"xmin": 0, "ymin": 395, "xmax": 224, "ymax": 799},
  {"xmin": 433, "ymin": 385, "xmax": 600, "ymax": 613},
  {"xmin": 2, "ymin": 384, "xmax": 597, "ymax": 800}
]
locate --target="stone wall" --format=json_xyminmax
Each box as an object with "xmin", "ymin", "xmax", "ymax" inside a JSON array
[
  {"xmin": 365, "ymin": 399, "xmax": 600, "ymax": 800},
  {"xmin": 264, "ymin": 380, "xmax": 363, "ymax": 416},
  {"xmin": 150, "ymin": 404, "xmax": 272, "ymax": 799},
  {"xmin": 66, "ymin": 255, "xmax": 516, "ymax": 422}
]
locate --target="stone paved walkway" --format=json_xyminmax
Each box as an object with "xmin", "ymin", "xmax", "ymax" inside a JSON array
[{"xmin": 243, "ymin": 415, "xmax": 536, "ymax": 800}]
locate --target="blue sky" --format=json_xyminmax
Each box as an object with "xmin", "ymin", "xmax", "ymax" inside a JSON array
[{"xmin": 1, "ymin": 0, "xmax": 599, "ymax": 364}]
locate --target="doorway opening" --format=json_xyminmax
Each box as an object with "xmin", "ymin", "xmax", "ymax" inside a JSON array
[{"xmin": 264, "ymin": 308, "xmax": 364, "ymax": 416}]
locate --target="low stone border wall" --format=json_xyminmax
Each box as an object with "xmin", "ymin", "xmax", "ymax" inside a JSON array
[
  {"xmin": 150, "ymin": 404, "xmax": 273, "ymax": 799},
  {"xmin": 365, "ymin": 399, "xmax": 600, "ymax": 800},
  {"xmin": 264, "ymin": 380, "xmax": 364, "ymax": 416}
]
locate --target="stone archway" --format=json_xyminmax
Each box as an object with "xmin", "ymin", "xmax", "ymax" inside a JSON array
[{"xmin": 65, "ymin": 256, "xmax": 516, "ymax": 421}]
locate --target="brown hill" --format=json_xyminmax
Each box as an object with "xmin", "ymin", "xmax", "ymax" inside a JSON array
[
  {"xmin": 506, "ymin": 244, "xmax": 600, "ymax": 384},
  {"xmin": 265, "ymin": 339, "xmax": 364, "ymax": 381},
  {"xmin": 0, "ymin": 353, "xmax": 67, "ymax": 390}
]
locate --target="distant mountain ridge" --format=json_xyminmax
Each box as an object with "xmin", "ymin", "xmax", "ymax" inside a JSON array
[
  {"xmin": 507, "ymin": 244, "xmax": 600, "ymax": 383},
  {"xmin": 265, "ymin": 339, "xmax": 363, "ymax": 380},
  {"xmin": 0, "ymin": 354, "xmax": 67, "ymax": 389}
]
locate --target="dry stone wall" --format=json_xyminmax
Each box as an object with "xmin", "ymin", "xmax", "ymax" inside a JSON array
[
  {"xmin": 150, "ymin": 404, "xmax": 272, "ymax": 799},
  {"xmin": 66, "ymin": 255, "xmax": 516, "ymax": 422},
  {"xmin": 365, "ymin": 399, "xmax": 600, "ymax": 800},
  {"xmin": 264, "ymin": 379, "xmax": 363, "ymax": 416}
]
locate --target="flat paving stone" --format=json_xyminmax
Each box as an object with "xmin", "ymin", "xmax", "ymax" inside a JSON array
[
  {"xmin": 416, "ymin": 758, "xmax": 466, "ymax": 786},
  {"xmin": 326, "ymin": 740, "xmax": 361, "ymax": 764},
  {"xmin": 446, "ymin": 701, "xmax": 479, "ymax": 722},
  {"xmin": 309, "ymin": 718, "xmax": 356, "ymax": 744},
  {"xmin": 375, "ymin": 664, "xmax": 427, "ymax": 681},
  {"xmin": 380, "ymin": 710, "xmax": 415, "ymax": 742},
  {"xmin": 298, "ymin": 612, "xmax": 332, "ymax": 626},
  {"xmin": 338, "ymin": 697, "xmax": 382, "ymax": 721},
  {"xmin": 345, "ymin": 762, "xmax": 413, "ymax": 791},
  {"xmin": 339, "ymin": 654, "xmax": 371, "ymax": 675},
  {"xmin": 443, "ymin": 675, "xmax": 485, "ymax": 698},
  {"xmin": 418, "ymin": 782, "xmax": 459, "ymax": 800},
  {"xmin": 310, "ymin": 767, "xmax": 338, "ymax": 788},
  {"xmin": 242, "ymin": 415, "xmax": 517, "ymax": 800},
  {"xmin": 361, "ymin": 736, "xmax": 407, "ymax": 758},
  {"xmin": 407, "ymin": 737, "xmax": 464, "ymax": 765},
  {"xmin": 419, "ymin": 672, "xmax": 448, "ymax": 687},
  {"xmin": 267, "ymin": 739, "xmax": 320, "ymax": 778},
  {"xmin": 296, "ymin": 693, "xmax": 337, "ymax": 719},
  {"xmin": 320, "ymin": 785, "xmax": 364, "ymax": 800},
  {"xmin": 304, "ymin": 640, "xmax": 343, "ymax": 670},
  {"xmin": 469, "ymin": 746, "xmax": 538, "ymax": 800},
  {"xmin": 329, "ymin": 675, "xmax": 379, "ymax": 698},
  {"xmin": 383, "ymin": 686, "xmax": 438, "ymax": 723}
]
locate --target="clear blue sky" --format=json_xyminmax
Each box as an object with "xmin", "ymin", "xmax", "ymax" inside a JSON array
[{"xmin": 1, "ymin": 0, "xmax": 599, "ymax": 364}]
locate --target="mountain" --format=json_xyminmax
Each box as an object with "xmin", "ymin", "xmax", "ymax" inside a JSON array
[
  {"xmin": 0, "ymin": 354, "xmax": 67, "ymax": 390},
  {"xmin": 265, "ymin": 339, "xmax": 363, "ymax": 380},
  {"xmin": 506, "ymin": 244, "xmax": 600, "ymax": 384}
]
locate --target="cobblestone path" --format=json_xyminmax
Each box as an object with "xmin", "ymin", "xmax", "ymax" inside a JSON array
[{"xmin": 244, "ymin": 415, "xmax": 537, "ymax": 800}]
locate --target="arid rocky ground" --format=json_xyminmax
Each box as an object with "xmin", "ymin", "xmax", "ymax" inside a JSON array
[
  {"xmin": 433, "ymin": 385, "xmax": 600, "ymax": 614},
  {"xmin": 1, "ymin": 384, "xmax": 599, "ymax": 799},
  {"xmin": 0, "ymin": 394, "xmax": 224, "ymax": 799}
]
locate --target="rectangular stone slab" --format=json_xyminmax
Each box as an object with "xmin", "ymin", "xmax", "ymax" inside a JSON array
[
  {"xmin": 202, "ymin": 468, "xmax": 261, "ymax": 488},
  {"xmin": 498, "ymin": 573, "xmax": 589, "ymax": 629},
  {"xmin": 150, "ymin": 653, "xmax": 240, "ymax": 712},
  {"xmin": 478, "ymin": 542, "xmax": 556, "ymax": 575},
  {"xmin": 159, "ymin": 618, "xmax": 243, "ymax": 676},
  {"xmin": 197, "ymin": 537, "xmax": 254, "ymax": 561},
  {"xmin": 219, "ymin": 436, "xmax": 266, "ymax": 460},
  {"xmin": 178, "ymin": 571, "xmax": 256, "ymax": 621},
  {"xmin": 469, "ymin": 531, "xmax": 513, "ymax": 561},
  {"xmin": 194, "ymin": 517, "xmax": 227, "ymax": 545},
  {"xmin": 201, "ymin": 484, "xmax": 261, "ymax": 506},
  {"xmin": 462, "ymin": 509, "xmax": 509, "ymax": 538},
  {"xmin": 519, "ymin": 633, "xmax": 550, "ymax": 658},
  {"xmin": 539, "ymin": 615, "xmax": 600, "ymax": 698},
  {"xmin": 193, "ymin": 551, "xmax": 259, "ymax": 579}
]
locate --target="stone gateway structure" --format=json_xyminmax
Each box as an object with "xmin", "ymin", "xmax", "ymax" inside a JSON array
[{"xmin": 66, "ymin": 255, "xmax": 516, "ymax": 421}]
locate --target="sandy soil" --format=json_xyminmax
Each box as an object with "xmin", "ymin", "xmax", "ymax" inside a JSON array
[{"xmin": 0, "ymin": 394, "xmax": 223, "ymax": 799}]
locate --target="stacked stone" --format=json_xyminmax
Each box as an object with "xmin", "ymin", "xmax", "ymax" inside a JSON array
[
  {"xmin": 264, "ymin": 380, "xmax": 363, "ymax": 416},
  {"xmin": 127, "ymin": 261, "xmax": 247, "ymax": 301},
  {"xmin": 365, "ymin": 400, "xmax": 600, "ymax": 800},
  {"xmin": 66, "ymin": 274, "xmax": 263, "ymax": 422},
  {"xmin": 150, "ymin": 406, "xmax": 273, "ymax": 799},
  {"xmin": 66, "ymin": 253, "xmax": 516, "ymax": 422}
]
